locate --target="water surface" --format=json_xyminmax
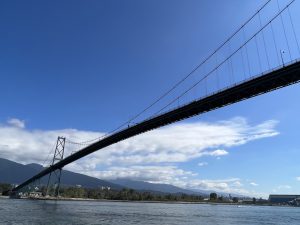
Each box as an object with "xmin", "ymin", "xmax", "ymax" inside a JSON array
[{"xmin": 0, "ymin": 198, "xmax": 299, "ymax": 225}]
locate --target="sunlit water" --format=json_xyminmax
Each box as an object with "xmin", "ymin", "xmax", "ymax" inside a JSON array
[{"xmin": 0, "ymin": 198, "xmax": 300, "ymax": 225}]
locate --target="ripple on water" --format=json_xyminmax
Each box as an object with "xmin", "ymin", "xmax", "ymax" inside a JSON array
[{"xmin": 0, "ymin": 199, "xmax": 300, "ymax": 225}]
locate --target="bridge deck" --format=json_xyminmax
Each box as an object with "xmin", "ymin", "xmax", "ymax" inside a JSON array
[{"xmin": 13, "ymin": 60, "xmax": 300, "ymax": 192}]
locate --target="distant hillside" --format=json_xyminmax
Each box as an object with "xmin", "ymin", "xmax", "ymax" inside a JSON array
[
  {"xmin": 109, "ymin": 179, "xmax": 207, "ymax": 196},
  {"xmin": 0, "ymin": 157, "xmax": 241, "ymax": 197},
  {"xmin": 0, "ymin": 158, "xmax": 123, "ymax": 190}
]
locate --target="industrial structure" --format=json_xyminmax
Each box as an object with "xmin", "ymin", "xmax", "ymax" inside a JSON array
[{"xmin": 269, "ymin": 195, "xmax": 300, "ymax": 204}]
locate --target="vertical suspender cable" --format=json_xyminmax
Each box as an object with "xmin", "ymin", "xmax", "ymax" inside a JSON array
[
  {"xmin": 215, "ymin": 53, "xmax": 220, "ymax": 90},
  {"xmin": 227, "ymin": 58, "xmax": 232, "ymax": 86},
  {"xmin": 259, "ymin": 12, "xmax": 271, "ymax": 69},
  {"xmin": 240, "ymin": 44, "xmax": 247, "ymax": 80},
  {"xmin": 228, "ymin": 42, "xmax": 235, "ymax": 84},
  {"xmin": 61, "ymin": 0, "xmax": 275, "ymax": 146},
  {"xmin": 255, "ymin": 35, "xmax": 263, "ymax": 73},
  {"xmin": 243, "ymin": 27, "xmax": 251, "ymax": 77},
  {"xmin": 271, "ymin": 21, "xmax": 281, "ymax": 65},
  {"xmin": 204, "ymin": 64, "xmax": 208, "ymax": 96},
  {"xmin": 277, "ymin": 0, "xmax": 292, "ymax": 61},
  {"xmin": 287, "ymin": 6, "xmax": 300, "ymax": 56}
]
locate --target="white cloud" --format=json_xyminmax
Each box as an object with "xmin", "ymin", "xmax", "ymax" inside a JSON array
[
  {"xmin": 0, "ymin": 125, "xmax": 102, "ymax": 165},
  {"xmin": 0, "ymin": 117, "xmax": 279, "ymax": 196},
  {"xmin": 208, "ymin": 149, "xmax": 228, "ymax": 157},
  {"xmin": 272, "ymin": 185, "xmax": 292, "ymax": 194},
  {"xmin": 0, "ymin": 117, "xmax": 278, "ymax": 166},
  {"xmin": 86, "ymin": 118, "xmax": 278, "ymax": 166},
  {"xmin": 67, "ymin": 163, "xmax": 252, "ymax": 195},
  {"xmin": 70, "ymin": 165, "xmax": 197, "ymax": 183},
  {"xmin": 277, "ymin": 185, "xmax": 291, "ymax": 189},
  {"xmin": 296, "ymin": 177, "xmax": 300, "ymax": 181},
  {"xmin": 7, "ymin": 118, "xmax": 25, "ymax": 129},
  {"xmin": 198, "ymin": 162, "xmax": 208, "ymax": 167},
  {"xmin": 233, "ymin": 181, "xmax": 243, "ymax": 187},
  {"xmin": 250, "ymin": 182, "xmax": 259, "ymax": 186},
  {"xmin": 182, "ymin": 178, "xmax": 251, "ymax": 195}
]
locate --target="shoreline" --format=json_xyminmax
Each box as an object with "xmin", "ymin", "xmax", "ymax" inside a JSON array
[
  {"xmin": 2, "ymin": 195, "xmax": 244, "ymax": 204},
  {"xmin": 4, "ymin": 196, "xmax": 290, "ymax": 207},
  {"xmin": 2, "ymin": 195, "xmax": 298, "ymax": 207}
]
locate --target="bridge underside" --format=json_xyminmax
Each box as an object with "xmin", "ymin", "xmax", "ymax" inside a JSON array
[{"xmin": 13, "ymin": 60, "xmax": 300, "ymax": 193}]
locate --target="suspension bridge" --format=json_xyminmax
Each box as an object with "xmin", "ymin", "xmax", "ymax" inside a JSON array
[{"xmin": 11, "ymin": 0, "xmax": 300, "ymax": 196}]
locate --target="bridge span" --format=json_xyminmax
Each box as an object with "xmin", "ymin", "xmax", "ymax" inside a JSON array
[
  {"xmin": 12, "ymin": 0, "xmax": 300, "ymax": 194},
  {"xmin": 13, "ymin": 60, "xmax": 300, "ymax": 192}
]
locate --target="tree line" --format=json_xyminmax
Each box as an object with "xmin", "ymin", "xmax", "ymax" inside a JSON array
[
  {"xmin": 56, "ymin": 186, "xmax": 205, "ymax": 202},
  {"xmin": 1, "ymin": 183, "xmax": 251, "ymax": 204}
]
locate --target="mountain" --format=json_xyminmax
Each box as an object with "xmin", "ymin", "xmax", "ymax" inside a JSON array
[
  {"xmin": 108, "ymin": 179, "xmax": 241, "ymax": 198},
  {"xmin": 26, "ymin": 163, "xmax": 44, "ymax": 170},
  {"xmin": 0, "ymin": 158, "xmax": 123, "ymax": 190},
  {"xmin": 0, "ymin": 158, "xmax": 203, "ymax": 195},
  {"xmin": 0, "ymin": 158, "xmax": 40, "ymax": 185},
  {"xmin": 109, "ymin": 179, "xmax": 207, "ymax": 196},
  {"xmin": 0, "ymin": 157, "xmax": 237, "ymax": 197}
]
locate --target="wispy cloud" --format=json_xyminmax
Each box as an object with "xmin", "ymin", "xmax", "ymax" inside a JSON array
[
  {"xmin": 71, "ymin": 164, "xmax": 250, "ymax": 195},
  {"xmin": 198, "ymin": 162, "xmax": 208, "ymax": 167},
  {"xmin": 0, "ymin": 117, "xmax": 278, "ymax": 166},
  {"xmin": 208, "ymin": 149, "xmax": 228, "ymax": 156},
  {"xmin": 250, "ymin": 182, "xmax": 259, "ymax": 186},
  {"xmin": 7, "ymin": 118, "xmax": 25, "ymax": 129},
  {"xmin": 182, "ymin": 178, "xmax": 251, "ymax": 195},
  {"xmin": 277, "ymin": 185, "xmax": 291, "ymax": 190},
  {"xmin": 296, "ymin": 177, "xmax": 300, "ymax": 181}
]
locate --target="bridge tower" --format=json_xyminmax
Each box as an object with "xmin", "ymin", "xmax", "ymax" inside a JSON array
[{"xmin": 46, "ymin": 136, "xmax": 66, "ymax": 197}]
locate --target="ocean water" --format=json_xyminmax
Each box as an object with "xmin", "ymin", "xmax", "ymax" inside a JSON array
[{"xmin": 0, "ymin": 198, "xmax": 300, "ymax": 225}]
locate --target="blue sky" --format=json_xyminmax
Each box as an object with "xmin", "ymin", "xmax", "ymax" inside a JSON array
[{"xmin": 0, "ymin": 0, "xmax": 300, "ymax": 197}]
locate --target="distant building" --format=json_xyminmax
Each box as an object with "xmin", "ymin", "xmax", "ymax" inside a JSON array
[
  {"xmin": 29, "ymin": 191, "xmax": 43, "ymax": 198},
  {"xmin": 269, "ymin": 195, "xmax": 300, "ymax": 204},
  {"xmin": 101, "ymin": 186, "xmax": 111, "ymax": 191}
]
